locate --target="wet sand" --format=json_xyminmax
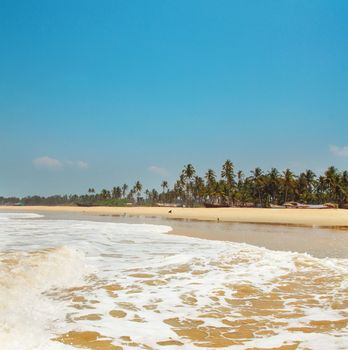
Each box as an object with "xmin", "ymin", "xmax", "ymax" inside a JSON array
[
  {"xmin": 1, "ymin": 205, "xmax": 348, "ymax": 228},
  {"xmin": 1, "ymin": 212, "xmax": 348, "ymax": 349},
  {"xmin": 2, "ymin": 208, "xmax": 348, "ymax": 258}
]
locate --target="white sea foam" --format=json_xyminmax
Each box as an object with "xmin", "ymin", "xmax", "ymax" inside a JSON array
[{"xmin": 0, "ymin": 213, "xmax": 347, "ymax": 349}]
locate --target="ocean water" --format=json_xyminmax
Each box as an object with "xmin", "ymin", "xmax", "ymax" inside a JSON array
[{"xmin": 0, "ymin": 213, "xmax": 347, "ymax": 350}]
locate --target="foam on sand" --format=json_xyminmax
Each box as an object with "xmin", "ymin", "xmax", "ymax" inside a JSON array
[{"xmin": 0, "ymin": 213, "xmax": 347, "ymax": 349}]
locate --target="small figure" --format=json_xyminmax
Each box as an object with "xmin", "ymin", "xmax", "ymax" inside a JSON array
[{"xmin": 168, "ymin": 210, "xmax": 172, "ymax": 214}]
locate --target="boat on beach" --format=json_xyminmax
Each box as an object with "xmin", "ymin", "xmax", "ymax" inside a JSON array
[
  {"xmin": 283, "ymin": 202, "xmax": 337, "ymax": 209},
  {"xmin": 203, "ymin": 203, "xmax": 231, "ymax": 208}
]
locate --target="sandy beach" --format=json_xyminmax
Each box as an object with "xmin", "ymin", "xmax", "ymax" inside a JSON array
[
  {"xmin": 3, "ymin": 205, "xmax": 348, "ymax": 259},
  {"xmin": 2, "ymin": 205, "xmax": 348, "ymax": 228},
  {"xmin": 1, "ymin": 211, "xmax": 348, "ymax": 349}
]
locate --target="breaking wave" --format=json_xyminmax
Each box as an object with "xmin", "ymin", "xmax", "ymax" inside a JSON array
[{"xmin": 0, "ymin": 213, "xmax": 347, "ymax": 349}]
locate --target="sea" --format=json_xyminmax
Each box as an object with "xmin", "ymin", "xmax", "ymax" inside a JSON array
[{"xmin": 1, "ymin": 212, "xmax": 348, "ymax": 350}]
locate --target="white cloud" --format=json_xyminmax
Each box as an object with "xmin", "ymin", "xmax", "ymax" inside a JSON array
[
  {"xmin": 330, "ymin": 145, "xmax": 348, "ymax": 157},
  {"xmin": 148, "ymin": 165, "xmax": 169, "ymax": 176},
  {"xmin": 33, "ymin": 156, "xmax": 63, "ymax": 170},
  {"xmin": 33, "ymin": 156, "xmax": 88, "ymax": 170}
]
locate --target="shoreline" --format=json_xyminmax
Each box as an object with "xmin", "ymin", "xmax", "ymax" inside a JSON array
[
  {"xmin": 2, "ymin": 211, "xmax": 348, "ymax": 348},
  {"xmin": 2, "ymin": 206, "xmax": 348, "ymax": 258},
  {"xmin": 1, "ymin": 205, "xmax": 348, "ymax": 229}
]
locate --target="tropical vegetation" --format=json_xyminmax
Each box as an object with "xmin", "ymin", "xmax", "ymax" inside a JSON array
[{"xmin": 1, "ymin": 162, "xmax": 348, "ymax": 208}]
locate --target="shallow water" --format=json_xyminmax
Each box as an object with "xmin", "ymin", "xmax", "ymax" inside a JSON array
[
  {"xmin": 1, "ymin": 212, "xmax": 348, "ymax": 350},
  {"xmin": 27, "ymin": 210, "xmax": 348, "ymax": 259}
]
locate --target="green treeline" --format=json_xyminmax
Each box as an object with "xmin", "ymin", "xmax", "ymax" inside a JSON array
[{"xmin": 1, "ymin": 162, "xmax": 348, "ymax": 208}]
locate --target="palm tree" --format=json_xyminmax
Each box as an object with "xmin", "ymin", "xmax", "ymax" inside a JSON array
[
  {"xmin": 193, "ymin": 176, "xmax": 205, "ymax": 204},
  {"xmin": 182, "ymin": 164, "xmax": 196, "ymax": 206},
  {"xmin": 324, "ymin": 166, "xmax": 340, "ymax": 202},
  {"xmin": 238, "ymin": 177, "xmax": 253, "ymax": 206},
  {"xmin": 297, "ymin": 169, "xmax": 317, "ymax": 203},
  {"xmin": 100, "ymin": 189, "xmax": 111, "ymax": 200},
  {"xmin": 112, "ymin": 186, "xmax": 122, "ymax": 199},
  {"xmin": 237, "ymin": 170, "xmax": 244, "ymax": 189},
  {"xmin": 217, "ymin": 179, "xmax": 227, "ymax": 204},
  {"xmin": 160, "ymin": 180, "xmax": 168, "ymax": 203},
  {"xmin": 161, "ymin": 180, "xmax": 168, "ymax": 193},
  {"xmin": 112, "ymin": 187, "xmax": 117, "ymax": 199},
  {"xmin": 324, "ymin": 167, "xmax": 347, "ymax": 207},
  {"xmin": 173, "ymin": 180, "xmax": 184, "ymax": 204},
  {"xmin": 183, "ymin": 164, "xmax": 196, "ymax": 180},
  {"xmin": 250, "ymin": 167, "xmax": 264, "ymax": 207},
  {"xmin": 305, "ymin": 170, "xmax": 316, "ymax": 192},
  {"xmin": 161, "ymin": 180, "xmax": 168, "ymax": 191},
  {"xmin": 87, "ymin": 188, "xmax": 96, "ymax": 201},
  {"xmin": 151, "ymin": 188, "xmax": 159, "ymax": 203},
  {"xmin": 340, "ymin": 171, "xmax": 348, "ymax": 206},
  {"xmin": 297, "ymin": 172, "xmax": 307, "ymax": 202},
  {"xmin": 233, "ymin": 170, "xmax": 245, "ymax": 205},
  {"xmin": 282, "ymin": 168, "xmax": 295, "ymax": 203},
  {"xmin": 317, "ymin": 175, "xmax": 327, "ymax": 203},
  {"xmin": 205, "ymin": 169, "xmax": 217, "ymax": 204},
  {"xmin": 266, "ymin": 168, "xmax": 280, "ymax": 205},
  {"xmin": 133, "ymin": 181, "xmax": 143, "ymax": 203},
  {"xmin": 221, "ymin": 160, "xmax": 235, "ymax": 205},
  {"xmin": 342, "ymin": 170, "xmax": 348, "ymax": 187}
]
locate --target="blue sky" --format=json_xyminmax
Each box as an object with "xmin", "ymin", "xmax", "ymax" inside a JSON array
[{"xmin": 1, "ymin": 0, "xmax": 348, "ymax": 196}]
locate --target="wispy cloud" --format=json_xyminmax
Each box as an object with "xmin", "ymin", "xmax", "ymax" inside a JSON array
[
  {"xmin": 33, "ymin": 156, "xmax": 88, "ymax": 170},
  {"xmin": 148, "ymin": 165, "xmax": 169, "ymax": 176},
  {"xmin": 329, "ymin": 145, "xmax": 348, "ymax": 157},
  {"xmin": 33, "ymin": 156, "xmax": 63, "ymax": 170}
]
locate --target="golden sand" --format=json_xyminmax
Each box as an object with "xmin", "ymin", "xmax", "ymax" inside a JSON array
[
  {"xmin": 47, "ymin": 254, "xmax": 348, "ymax": 350},
  {"xmin": 2, "ymin": 205, "xmax": 348, "ymax": 228}
]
